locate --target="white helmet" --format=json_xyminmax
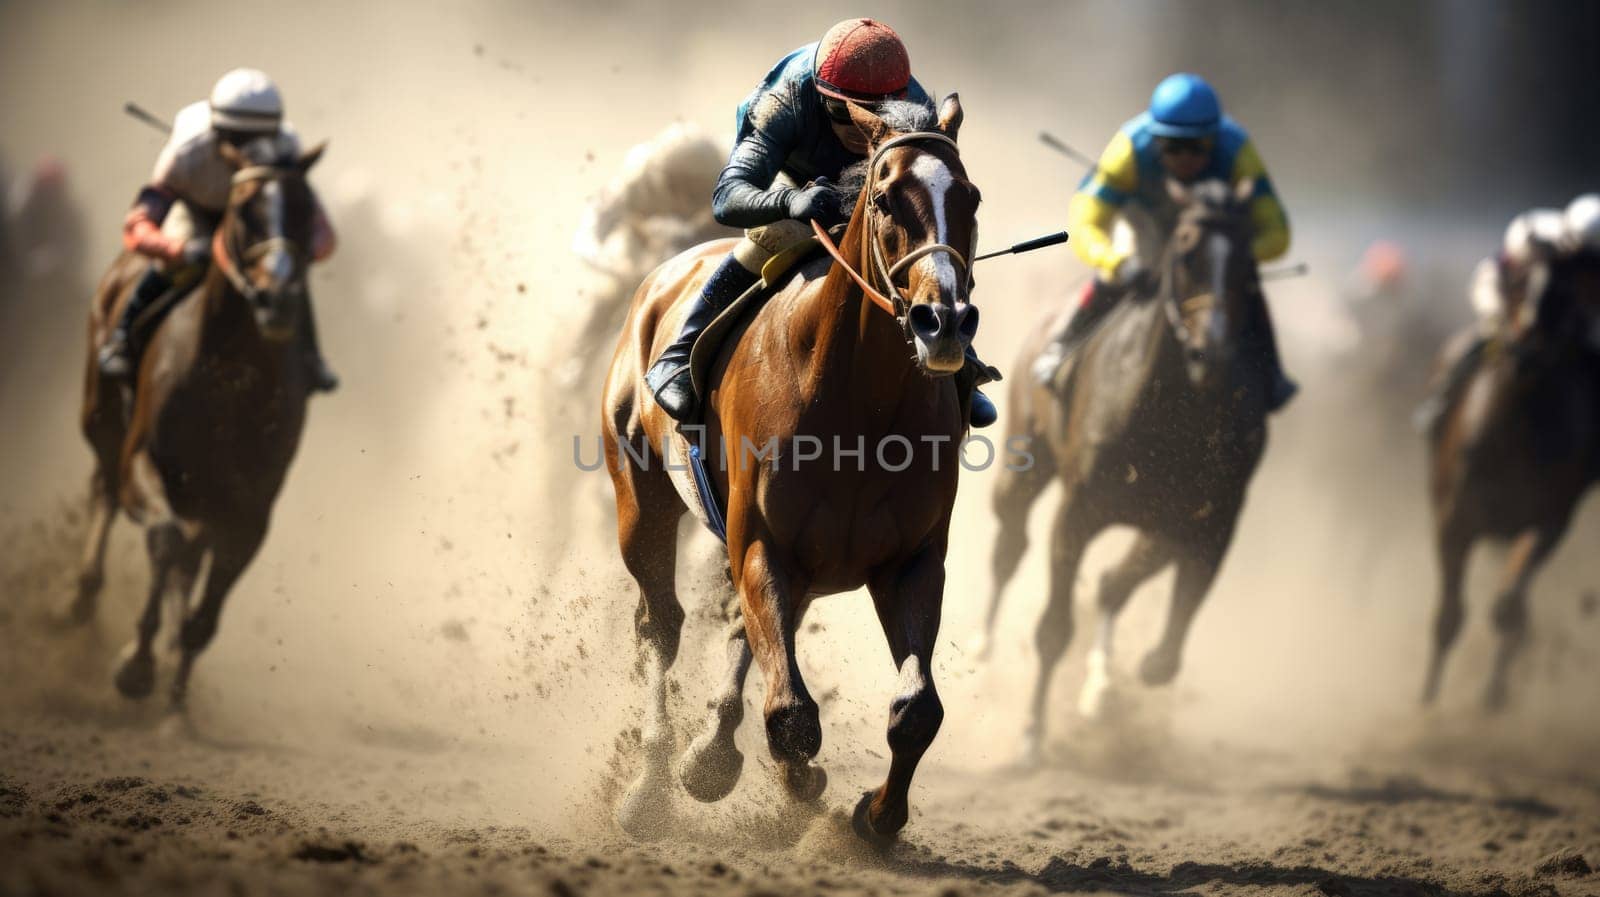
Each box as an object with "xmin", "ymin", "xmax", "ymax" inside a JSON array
[
  {"xmin": 1502, "ymin": 208, "xmax": 1566, "ymax": 266},
  {"xmin": 1563, "ymin": 193, "xmax": 1600, "ymax": 253},
  {"xmin": 209, "ymin": 68, "xmax": 283, "ymax": 134}
]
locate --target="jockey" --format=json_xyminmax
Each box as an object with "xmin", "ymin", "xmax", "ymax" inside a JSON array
[
  {"xmin": 99, "ymin": 68, "xmax": 338, "ymax": 391},
  {"xmin": 1415, "ymin": 196, "xmax": 1600, "ymax": 431},
  {"xmin": 641, "ymin": 18, "xmax": 999, "ymax": 427},
  {"xmin": 1030, "ymin": 73, "xmax": 1295, "ymax": 410}
]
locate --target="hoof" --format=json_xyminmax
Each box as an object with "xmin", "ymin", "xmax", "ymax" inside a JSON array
[
  {"xmin": 616, "ymin": 773, "xmax": 673, "ymax": 840},
  {"xmin": 113, "ymin": 647, "xmax": 155, "ymax": 700},
  {"xmin": 781, "ymin": 761, "xmax": 828, "ymax": 804},
  {"xmin": 1138, "ymin": 649, "xmax": 1180, "ymax": 686},
  {"xmin": 850, "ymin": 790, "xmax": 900, "ymax": 848},
  {"xmin": 678, "ymin": 733, "xmax": 744, "ymax": 803}
]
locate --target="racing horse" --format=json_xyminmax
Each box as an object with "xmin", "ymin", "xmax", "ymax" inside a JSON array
[
  {"xmin": 980, "ymin": 179, "xmax": 1271, "ymax": 756},
  {"xmin": 602, "ymin": 96, "xmax": 978, "ymax": 843},
  {"xmin": 63, "ymin": 138, "xmax": 327, "ymax": 709},
  {"xmin": 1422, "ymin": 251, "xmax": 1600, "ymax": 709}
]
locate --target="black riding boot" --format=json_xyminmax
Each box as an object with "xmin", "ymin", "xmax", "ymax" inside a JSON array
[
  {"xmin": 1246, "ymin": 290, "xmax": 1298, "ymax": 412},
  {"xmin": 964, "ymin": 344, "xmax": 1001, "ymax": 428},
  {"xmin": 1030, "ymin": 279, "xmax": 1121, "ymax": 392},
  {"xmin": 299, "ymin": 294, "xmax": 339, "ymax": 393},
  {"xmin": 97, "ymin": 266, "xmax": 172, "ymax": 379},
  {"xmin": 644, "ymin": 253, "xmax": 759, "ymax": 422},
  {"xmin": 1412, "ymin": 335, "xmax": 1487, "ymax": 434}
]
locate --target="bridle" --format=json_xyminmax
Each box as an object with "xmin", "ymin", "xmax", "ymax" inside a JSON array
[
  {"xmin": 210, "ymin": 164, "xmax": 309, "ymax": 304},
  {"xmin": 812, "ymin": 131, "xmax": 971, "ymax": 322}
]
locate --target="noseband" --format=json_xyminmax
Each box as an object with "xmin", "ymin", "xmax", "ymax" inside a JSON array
[
  {"xmin": 211, "ymin": 165, "xmax": 309, "ymax": 303},
  {"xmin": 813, "ymin": 131, "xmax": 970, "ymax": 320}
]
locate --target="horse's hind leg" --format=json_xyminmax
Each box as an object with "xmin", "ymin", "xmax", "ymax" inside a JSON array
[
  {"xmin": 854, "ymin": 545, "xmax": 946, "ymax": 844},
  {"xmin": 736, "ymin": 537, "xmax": 824, "ymax": 803},
  {"xmin": 113, "ymin": 521, "xmax": 184, "ymax": 699},
  {"xmin": 1139, "ymin": 535, "xmax": 1229, "ymax": 687},
  {"xmin": 612, "ymin": 471, "xmax": 686, "ymax": 837},
  {"xmin": 1024, "ymin": 495, "xmax": 1099, "ymax": 760},
  {"xmin": 678, "ymin": 595, "xmax": 752, "ymax": 803},
  {"xmin": 171, "ymin": 519, "xmax": 262, "ymax": 710},
  {"xmin": 1421, "ymin": 521, "xmax": 1471, "ymax": 705},
  {"xmin": 1079, "ymin": 532, "xmax": 1172, "ymax": 719},
  {"xmin": 1483, "ymin": 525, "xmax": 1563, "ymax": 711},
  {"xmin": 61, "ymin": 464, "xmax": 117, "ymax": 626},
  {"xmin": 976, "ymin": 441, "xmax": 1056, "ymax": 659}
]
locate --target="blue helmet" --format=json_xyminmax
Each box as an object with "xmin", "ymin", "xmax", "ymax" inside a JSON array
[{"xmin": 1148, "ymin": 73, "xmax": 1221, "ymax": 138}]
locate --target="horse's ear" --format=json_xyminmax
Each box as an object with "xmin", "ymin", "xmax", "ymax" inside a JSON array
[
  {"xmin": 1233, "ymin": 176, "xmax": 1257, "ymax": 206},
  {"xmin": 1165, "ymin": 177, "xmax": 1191, "ymax": 206},
  {"xmin": 297, "ymin": 141, "xmax": 328, "ymax": 173},
  {"xmin": 217, "ymin": 139, "xmax": 248, "ymax": 170},
  {"xmin": 846, "ymin": 99, "xmax": 891, "ymax": 149},
  {"xmin": 936, "ymin": 93, "xmax": 963, "ymax": 140}
]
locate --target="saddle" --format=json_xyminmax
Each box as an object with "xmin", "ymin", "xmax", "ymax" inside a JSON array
[{"xmin": 683, "ymin": 231, "xmax": 832, "ymax": 423}]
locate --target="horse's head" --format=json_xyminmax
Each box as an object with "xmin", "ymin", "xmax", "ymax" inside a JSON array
[
  {"xmin": 216, "ymin": 136, "xmax": 327, "ymax": 341},
  {"xmin": 845, "ymin": 94, "xmax": 979, "ymax": 375},
  {"xmin": 1160, "ymin": 177, "xmax": 1258, "ymax": 389}
]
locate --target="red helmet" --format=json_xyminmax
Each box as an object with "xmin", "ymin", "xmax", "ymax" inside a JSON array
[{"xmin": 814, "ymin": 18, "xmax": 911, "ymax": 103}]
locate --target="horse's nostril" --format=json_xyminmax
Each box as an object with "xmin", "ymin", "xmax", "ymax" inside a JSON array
[
  {"xmin": 908, "ymin": 304, "xmax": 941, "ymax": 339},
  {"xmin": 1187, "ymin": 347, "xmax": 1206, "ymax": 365},
  {"xmin": 955, "ymin": 304, "xmax": 979, "ymax": 340}
]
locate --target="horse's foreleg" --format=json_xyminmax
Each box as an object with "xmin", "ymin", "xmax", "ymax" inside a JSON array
[
  {"xmin": 170, "ymin": 520, "xmax": 263, "ymax": 710},
  {"xmin": 1079, "ymin": 532, "xmax": 1172, "ymax": 719},
  {"xmin": 1484, "ymin": 525, "xmax": 1563, "ymax": 711},
  {"xmin": 113, "ymin": 521, "xmax": 184, "ymax": 700},
  {"xmin": 62, "ymin": 465, "xmax": 117, "ymax": 626},
  {"xmin": 1024, "ymin": 497, "xmax": 1098, "ymax": 760},
  {"xmin": 678, "ymin": 605, "xmax": 751, "ymax": 803},
  {"xmin": 1422, "ymin": 522, "xmax": 1471, "ymax": 705},
  {"xmin": 1139, "ymin": 537, "xmax": 1228, "ymax": 687},
  {"xmin": 977, "ymin": 443, "xmax": 1055, "ymax": 660},
  {"xmin": 855, "ymin": 546, "xmax": 946, "ymax": 845},
  {"xmin": 613, "ymin": 482, "xmax": 685, "ymax": 838},
  {"xmin": 737, "ymin": 538, "xmax": 823, "ymax": 803}
]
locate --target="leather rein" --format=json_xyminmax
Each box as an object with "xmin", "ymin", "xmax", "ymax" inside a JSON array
[{"xmin": 811, "ymin": 131, "xmax": 969, "ymax": 320}]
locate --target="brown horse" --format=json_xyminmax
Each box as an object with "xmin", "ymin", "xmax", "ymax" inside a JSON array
[
  {"xmin": 978, "ymin": 179, "xmax": 1271, "ymax": 757},
  {"xmin": 62, "ymin": 139, "xmax": 327, "ymax": 709},
  {"xmin": 1422, "ymin": 252, "xmax": 1600, "ymax": 709},
  {"xmin": 601, "ymin": 96, "xmax": 977, "ymax": 844}
]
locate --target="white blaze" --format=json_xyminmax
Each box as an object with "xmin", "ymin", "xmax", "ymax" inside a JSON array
[{"xmin": 909, "ymin": 153, "xmax": 960, "ymax": 296}]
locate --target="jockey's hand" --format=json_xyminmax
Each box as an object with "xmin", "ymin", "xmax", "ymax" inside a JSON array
[
  {"xmin": 178, "ymin": 237, "xmax": 211, "ymax": 266},
  {"xmin": 788, "ymin": 178, "xmax": 845, "ymax": 227}
]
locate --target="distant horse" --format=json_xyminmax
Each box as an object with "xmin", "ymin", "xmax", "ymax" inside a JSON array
[
  {"xmin": 601, "ymin": 96, "xmax": 978, "ymax": 844},
  {"xmin": 64, "ymin": 139, "xmax": 327, "ymax": 708},
  {"xmin": 1422, "ymin": 252, "xmax": 1600, "ymax": 709},
  {"xmin": 980, "ymin": 179, "xmax": 1271, "ymax": 756}
]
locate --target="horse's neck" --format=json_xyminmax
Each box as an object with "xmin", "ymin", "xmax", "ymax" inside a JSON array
[{"xmin": 811, "ymin": 206, "xmax": 940, "ymax": 415}]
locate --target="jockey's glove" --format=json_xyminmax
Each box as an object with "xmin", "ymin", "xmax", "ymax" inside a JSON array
[
  {"xmin": 179, "ymin": 237, "xmax": 212, "ymax": 266},
  {"xmin": 788, "ymin": 178, "xmax": 846, "ymax": 227}
]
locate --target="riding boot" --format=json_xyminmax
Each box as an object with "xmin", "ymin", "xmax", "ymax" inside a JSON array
[
  {"xmin": 298, "ymin": 294, "xmax": 339, "ymax": 393},
  {"xmin": 644, "ymin": 253, "xmax": 759, "ymax": 422},
  {"xmin": 1030, "ymin": 279, "xmax": 1121, "ymax": 392},
  {"xmin": 964, "ymin": 344, "xmax": 1001, "ymax": 428},
  {"xmin": 1412, "ymin": 335, "xmax": 1488, "ymax": 435},
  {"xmin": 98, "ymin": 266, "xmax": 172, "ymax": 380},
  {"xmin": 1247, "ymin": 289, "xmax": 1298, "ymax": 412}
]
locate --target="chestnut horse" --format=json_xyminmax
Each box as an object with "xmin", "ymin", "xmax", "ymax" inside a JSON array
[
  {"xmin": 601, "ymin": 97, "xmax": 977, "ymax": 843},
  {"xmin": 1422, "ymin": 252, "xmax": 1600, "ymax": 709},
  {"xmin": 63, "ymin": 139, "xmax": 327, "ymax": 708},
  {"xmin": 979, "ymin": 180, "xmax": 1270, "ymax": 757}
]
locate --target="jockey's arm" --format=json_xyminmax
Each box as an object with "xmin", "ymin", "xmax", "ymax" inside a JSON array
[
  {"xmin": 711, "ymin": 92, "xmax": 802, "ymax": 229},
  {"xmin": 1231, "ymin": 140, "xmax": 1290, "ymax": 263},
  {"xmin": 1067, "ymin": 131, "xmax": 1139, "ymax": 279},
  {"xmin": 121, "ymin": 185, "xmax": 186, "ymax": 263}
]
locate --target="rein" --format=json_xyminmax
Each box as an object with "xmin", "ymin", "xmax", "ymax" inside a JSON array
[
  {"xmin": 810, "ymin": 130, "xmax": 969, "ymax": 320},
  {"xmin": 210, "ymin": 165, "xmax": 307, "ymax": 302}
]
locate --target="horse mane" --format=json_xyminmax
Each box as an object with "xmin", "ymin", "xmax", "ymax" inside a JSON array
[{"xmin": 836, "ymin": 100, "xmax": 940, "ymax": 207}]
